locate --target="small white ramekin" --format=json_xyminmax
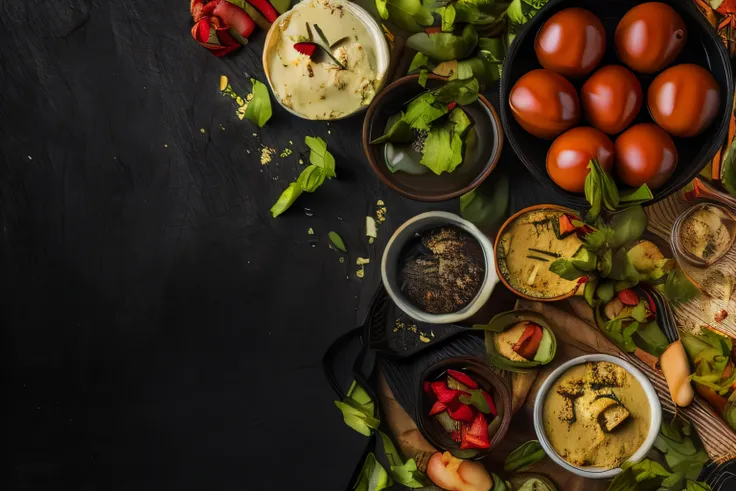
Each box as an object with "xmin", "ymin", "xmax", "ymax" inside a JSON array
[
  {"xmin": 533, "ymin": 354, "xmax": 662, "ymax": 480},
  {"xmin": 380, "ymin": 211, "xmax": 499, "ymax": 324}
]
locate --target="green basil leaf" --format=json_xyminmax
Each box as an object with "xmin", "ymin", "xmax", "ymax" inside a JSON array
[
  {"xmin": 408, "ymin": 52, "xmax": 431, "ymax": 72},
  {"xmin": 584, "ymin": 276, "xmax": 598, "ymax": 306},
  {"xmin": 305, "ymin": 136, "xmax": 336, "ymax": 177},
  {"xmin": 571, "ymin": 246, "xmax": 597, "ymax": 272},
  {"xmin": 491, "ymin": 474, "xmax": 513, "ymax": 491},
  {"xmin": 406, "ymin": 24, "xmax": 479, "ymax": 62},
  {"xmin": 420, "ymin": 119, "xmax": 464, "ymax": 174},
  {"xmin": 460, "ymin": 172, "xmax": 509, "ymax": 231},
  {"xmin": 721, "ymin": 136, "xmax": 736, "ymax": 196},
  {"xmin": 596, "ymin": 281, "xmax": 615, "ymax": 303},
  {"xmin": 328, "ymin": 231, "xmax": 347, "ymax": 252},
  {"xmin": 608, "ymin": 247, "xmax": 640, "ymax": 282},
  {"xmin": 630, "ymin": 301, "xmax": 648, "ymax": 323},
  {"xmin": 685, "ymin": 481, "xmax": 713, "ymax": 491},
  {"xmin": 440, "ymin": 4, "xmax": 456, "ymax": 31},
  {"xmin": 270, "ymin": 182, "xmax": 303, "ymax": 218},
  {"xmin": 664, "ymin": 267, "xmax": 700, "ymax": 305},
  {"xmin": 450, "ymin": 106, "xmax": 472, "ymax": 135},
  {"xmin": 385, "ymin": 0, "xmax": 433, "ymax": 32},
  {"xmin": 606, "ymin": 459, "xmax": 671, "ymax": 491},
  {"xmin": 432, "ymin": 77, "xmax": 480, "ymax": 105},
  {"xmin": 297, "ymin": 164, "xmax": 326, "ymax": 192},
  {"xmin": 549, "ymin": 258, "xmax": 585, "ymax": 280},
  {"xmin": 619, "ymin": 184, "xmax": 654, "ymax": 205},
  {"xmin": 418, "ymin": 68, "xmax": 428, "ymax": 87},
  {"xmin": 504, "ymin": 440, "xmax": 546, "ymax": 473},
  {"xmin": 403, "ymin": 93, "xmax": 448, "ymax": 130},
  {"xmin": 243, "ymin": 79, "xmax": 273, "ymax": 128},
  {"xmin": 609, "ymin": 205, "xmax": 648, "ymax": 249},
  {"xmin": 634, "ymin": 321, "xmax": 669, "ymax": 357},
  {"xmin": 375, "ymin": 0, "xmax": 389, "ymax": 19},
  {"xmin": 371, "ymin": 111, "xmax": 414, "ymax": 144},
  {"xmin": 584, "ymin": 160, "xmax": 603, "ymax": 222},
  {"xmin": 353, "ymin": 453, "xmax": 393, "ymax": 491},
  {"xmin": 654, "ymin": 417, "xmax": 710, "ymax": 480},
  {"xmin": 583, "ymin": 226, "xmax": 614, "ymax": 251}
]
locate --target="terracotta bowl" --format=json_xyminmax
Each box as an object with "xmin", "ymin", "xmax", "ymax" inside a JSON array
[
  {"xmin": 494, "ymin": 204, "xmax": 582, "ymax": 302},
  {"xmin": 417, "ymin": 356, "xmax": 512, "ymax": 460},
  {"xmin": 362, "ymin": 75, "xmax": 503, "ymax": 201}
]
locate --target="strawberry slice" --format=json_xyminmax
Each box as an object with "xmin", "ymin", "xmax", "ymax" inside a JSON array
[
  {"xmin": 481, "ymin": 390, "xmax": 497, "ymax": 417},
  {"xmin": 618, "ymin": 289, "xmax": 639, "ymax": 306},
  {"xmin": 513, "ymin": 322, "xmax": 543, "ymax": 360},
  {"xmin": 429, "ymin": 401, "xmax": 447, "ymax": 416},
  {"xmin": 462, "ymin": 432, "xmax": 492, "ymax": 449},
  {"xmin": 447, "ymin": 403, "xmax": 475, "ymax": 424},
  {"xmin": 467, "ymin": 411, "xmax": 488, "ymax": 439},
  {"xmin": 431, "ymin": 381, "xmax": 468, "ymax": 403},
  {"xmin": 447, "ymin": 369, "xmax": 478, "ymax": 389},
  {"xmin": 460, "ymin": 412, "xmax": 491, "ymax": 449},
  {"xmin": 293, "ymin": 42, "xmax": 317, "ymax": 57}
]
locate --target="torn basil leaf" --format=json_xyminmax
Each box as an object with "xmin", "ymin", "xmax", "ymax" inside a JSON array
[
  {"xmin": 244, "ymin": 78, "xmax": 273, "ymax": 128},
  {"xmin": 305, "ymin": 136, "xmax": 336, "ymax": 177},
  {"xmin": 432, "ymin": 77, "xmax": 479, "ymax": 105},
  {"xmin": 384, "ymin": 0, "xmax": 434, "ymax": 32},
  {"xmin": 328, "ymin": 231, "xmax": 347, "ymax": 252},
  {"xmin": 609, "ymin": 205, "xmax": 648, "ymax": 249},
  {"xmin": 403, "ymin": 93, "xmax": 448, "ymax": 130},
  {"xmin": 371, "ymin": 111, "xmax": 413, "ymax": 144},
  {"xmin": 549, "ymin": 258, "xmax": 585, "ymax": 281},
  {"xmin": 406, "ymin": 24, "xmax": 479, "ymax": 61},
  {"xmin": 353, "ymin": 453, "xmax": 392, "ymax": 491},
  {"xmin": 270, "ymin": 182, "xmax": 303, "ymax": 218},
  {"xmin": 504, "ymin": 440, "xmax": 546, "ymax": 473}
]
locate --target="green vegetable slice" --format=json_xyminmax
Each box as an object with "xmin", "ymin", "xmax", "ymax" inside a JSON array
[
  {"xmin": 504, "ymin": 440, "xmax": 546, "ymax": 473},
  {"xmin": 328, "ymin": 231, "xmax": 347, "ymax": 253},
  {"xmin": 244, "ymin": 78, "xmax": 272, "ymax": 128},
  {"xmin": 370, "ymin": 111, "xmax": 413, "ymax": 145},
  {"xmin": 353, "ymin": 453, "xmax": 392, "ymax": 491}
]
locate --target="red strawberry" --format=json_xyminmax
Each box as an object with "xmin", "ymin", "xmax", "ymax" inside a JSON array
[
  {"xmin": 429, "ymin": 401, "xmax": 447, "ymax": 416},
  {"xmin": 431, "ymin": 381, "xmax": 467, "ymax": 404},
  {"xmin": 448, "ymin": 403, "xmax": 475, "ymax": 424},
  {"xmin": 293, "ymin": 42, "xmax": 316, "ymax": 57},
  {"xmin": 447, "ymin": 369, "xmax": 478, "ymax": 389},
  {"xmin": 481, "ymin": 390, "xmax": 497, "ymax": 417},
  {"xmin": 462, "ymin": 432, "xmax": 492, "ymax": 449},
  {"xmin": 618, "ymin": 289, "xmax": 639, "ymax": 306},
  {"xmin": 467, "ymin": 411, "xmax": 488, "ymax": 440}
]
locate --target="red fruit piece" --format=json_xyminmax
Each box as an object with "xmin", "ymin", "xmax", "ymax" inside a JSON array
[
  {"xmin": 577, "ymin": 276, "xmax": 588, "ymax": 285},
  {"xmin": 213, "ymin": 0, "xmax": 256, "ymax": 39},
  {"xmin": 447, "ymin": 102, "xmax": 458, "ymax": 111},
  {"xmin": 618, "ymin": 289, "xmax": 639, "ymax": 306},
  {"xmin": 245, "ymin": 0, "xmax": 278, "ymax": 23},
  {"xmin": 431, "ymin": 381, "xmax": 466, "ymax": 403},
  {"xmin": 450, "ymin": 430, "xmax": 462, "ymax": 443},
  {"xmin": 467, "ymin": 411, "xmax": 488, "ymax": 439},
  {"xmin": 447, "ymin": 369, "xmax": 479, "ymax": 389},
  {"xmin": 460, "ymin": 413, "xmax": 491, "ymax": 449},
  {"xmin": 429, "ymin": 401, "xmax": 447, "ymax": 416},
  {"xmin": 513, "ymin": 322, "xmax": 544, "ymax": 360},
  {"xmin": 448, "ymin": 403, "xmax": 475, "ymax": 424},
  {"xmin": 293, "ymin": 42, "xmax": 316, "ymax": 57},
  {"xmin": 559, "ymin": 214, "xmax": 576, "ymax": 236},
  {"xmin": 481, "ymin": 390, "xmax": 497, "ymax": 417}
]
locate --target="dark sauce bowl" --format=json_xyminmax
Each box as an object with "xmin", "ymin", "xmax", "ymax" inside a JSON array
[
  {"xmin": 499, "ymin": 0, "xmax": 733, "ymax": 209},
  {"xmin": 417, "ymin": 356, "xmax": 512, "ymax": 460},
  {"xmin": 363, "ymin": 74, "xmax": 503, "ymax": 202}
]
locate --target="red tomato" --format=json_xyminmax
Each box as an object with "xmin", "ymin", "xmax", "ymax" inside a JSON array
[
  {"xmin": 581, "ymin": 65, "xmax": 643, "ymax": 135},
  {"xmin": 615, "ymin": 2, "xmax": 687, "ymax": 74},
  {"xmin": 546, "ymin": 127, "xmax": 614, "ymax": 193},
  {"xmin": 648, "ymin": 64, "xmax": 721, "ymax": 137},
  {"xmin": 615, "ymin": 123, "xmax": 678, "ymax": 190},
  {"xmin": 509, "ymin": 69, "xmax": 581, "ymax": 140},
  {"xmin": 534, "ymin": 8, "xmax": 606, "ymax": 78}
]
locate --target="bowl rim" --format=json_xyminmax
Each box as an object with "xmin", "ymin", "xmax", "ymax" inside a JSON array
[
  {"xmin": 532, "ymin": 354, "xmax": 663, "ymax": 479},
  {"xmin": 380, "ymin": 211, "xmax": 499, "ymax": 324},
  {"xmin": 362, "ymin": 74, "xmax": 504, "ymax": 202},
  {"xmin": 493, "ymin": 203, "xmax": 582, "ymax": 302},
  {"xmin": 498, "ymin": 0, "xmax": 734, "ymax": 208},
  {"xmin": 260, "ymin": 0, "xmax": 390, "ymax": 121},
  {"xmin": 417, "ymin": 356, "xmax": 513, "ymax": 460}
]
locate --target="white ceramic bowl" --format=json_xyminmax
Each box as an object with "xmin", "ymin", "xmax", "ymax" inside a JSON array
[
  {"xmin": 380, "ymin": 211, "xmax": 499, "ymax": 324},
  {"xmin": 533, "ymin": 354, "xmax": 662, "ymax": 480},
  {"xmin": 261, "ymin": 0, "xmax": 390, "ymax": 121}
]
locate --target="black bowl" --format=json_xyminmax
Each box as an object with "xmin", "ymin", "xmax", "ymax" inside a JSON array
[{"xmin": 499, "ymin": 0, "xmax": 734, "ymax": 209}]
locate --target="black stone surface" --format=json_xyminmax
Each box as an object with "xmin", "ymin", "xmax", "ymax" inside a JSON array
[{"xmin": 1, "ymin": 2, "xmax": 552, "ymax": 490}]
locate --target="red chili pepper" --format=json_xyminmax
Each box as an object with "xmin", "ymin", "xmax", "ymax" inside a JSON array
[
  {"xmin": 618, "ymin": 289, "xmax": 640, "ymax": 306},
  {"xmin": 430, "ymin": 381, "xmax": 468, "ymax": 403},
  {"xmin": 293, "ymin": 42, "xmax": 317, "ymax": 57},
  {"xmin": 448, "ymin": 403, "xmax": 475, "ymax": 424},
  {"xmin": 481, "ymin": 390, "xmax": 497, "ymax": 417},
  {"xmin": 577, "ymin": 276, "xmax": 588, "ymax": 285},
  {"xmin": 447, "ymin": 102, "xmax": 458, "ymax": 111},
  {"xmin": 446, "ymin": 369, "xmax": 478, "ymax": 389},
  {"xmin": 429, "ymin": 401, "xmax": 448, "ymax": 416},
  {"xmin": 460, "ymin": 412, "xmax": 490, "ymax": 449},
  {"xmin": 245, "ymin": 0, "xmax": 279, "ymax": 23},
  {"xmin": 513, "ymin": 322, "xmax": 543, "ymax": 360}
]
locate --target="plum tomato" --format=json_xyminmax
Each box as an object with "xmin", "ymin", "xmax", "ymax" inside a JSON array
[
  {"xmin": 648, "ymin": 63, "xmax": 721, "ymax": 137},
  {"xmin": 546, "ymin": 127, "xmax": 614, "ymax": 193},
  {"xmin": 509, "ymin": 69, "xmax": 581, "ymax": 140},
  {"xmin": 581, "ymin": 65, "xmax": 643, "ymax": 135},
  {"xmin": 615, "ymin": 2, "xmax": 687, "ymax": 74},
  {"xmin": 534, "ymin": 8, "xmax": 606, "ymax": 78},
  {"xmin": 614, "ymin": 123, "xmax": 678, "ymax": 190}
]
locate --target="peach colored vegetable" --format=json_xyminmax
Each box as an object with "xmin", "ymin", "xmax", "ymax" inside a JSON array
[
  {"xmin": 426, "ymin": 451, "xmax": 493, "ymax": 491},
  {"xmin": 660, "ymin": 340, "xmax": 695, "ymax": 407}
]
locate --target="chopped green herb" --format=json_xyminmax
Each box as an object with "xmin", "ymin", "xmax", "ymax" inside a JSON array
[{"xmin": 328, "ymin": 231, "xmax": 347, "ymax": 252}]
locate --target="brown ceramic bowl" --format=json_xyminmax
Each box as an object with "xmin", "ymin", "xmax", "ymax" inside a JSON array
[
  {"xmin": 494, "ymin": 204, "xmax": 582, "ymax": 302},
  {"xmin": 362, "ymin": 75, "xmax": 503, "ymax": 201},
  {"xmin": 417, "ymin": 356, "xmax": 512, "ymax": 460}
]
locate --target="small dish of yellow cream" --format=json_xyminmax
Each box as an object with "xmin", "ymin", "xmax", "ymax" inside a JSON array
[{"xmin": 262, "ymin": 0, "xmax": 389, "ymax": 120}]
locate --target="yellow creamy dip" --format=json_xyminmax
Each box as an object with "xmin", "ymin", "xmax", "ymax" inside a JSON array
[
  {"xmin": 497, "ymin": 209, "xmax": 583, "ymax": 299},
  {"xmin": 543, "ymin": 362, "xmax": 651, "ymax": 469},
  {"xmin": 265, "ymin": 0, "xmax": 381, "ymax": 119}
]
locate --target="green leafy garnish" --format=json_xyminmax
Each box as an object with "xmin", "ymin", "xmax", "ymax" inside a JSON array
[
  {"xmin": 328, "ymin": 231, "xmax": 347, "ymax": 252},
  {"xmin": 244, "ymin": 78, "xmax": 272, "ymax": 128},
  {"xmin": 403, "ymin": 92, "xmax": 449, "ymax": 130},
  {"xmin": 606, "ymin": 459, "xmax": 671, "ymax": 491},
  {"xmin": 504, "ymin": 440, "xmax": 546, "ymax": 473},
  {"xmin": 370, "ymin": 112, "xmax": 414, "ymax": 145},
  {"xmin": 584, "ymin": 160, "xmax": 652, "ymax": 223},
  {"xmin": 432, "ymin": 77, "xmax": 480, "ymax": 105},
  {"xmin": 654, "ymin": 417, "xmax": 710, "ymax": 481},
  {"xmin": 459, "ymin": 172, "xmax": 509, "ymax": 231},
  {"xmin": 506, "ymin": 0, "xmax": 549, "ymax": 47},
  {"xmin": 270, "ymin": 137, "xmax": 336, "ymax": 217},
  {"xmin": 354, "ymin": 453, "xmax": 392, "ymax": 491},
  {"xmin": 664, "ymin": 267, "xmax": 700, "ymax": 305},
  {"xmin": 406, "ymin": 24, "xmax": 479, "ymax": 62},
  {"xmin": 548, "ymin": 258, "xmax": 585, "ymax": 281},
  {"xmin": 476, "ymin": 310, "xmax": 557, "ymax": 371},
  {"xmin": 609, "ymin": 205, "xmax": 649, "ymax": 250},
  {"xmin": 379, "ymin": 432, "xmax": 427, "ymax": 488},
  {"xmin": 420, "ymin": 108, "xmax": 471, "ymax": 175}
]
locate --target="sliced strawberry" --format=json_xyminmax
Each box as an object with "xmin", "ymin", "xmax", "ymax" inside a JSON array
[
  {"xmin": 467, "ymin": 411, "xmax": 488, "ymax": 439},
  {"xmin": 447, "ymin": 102, "xmax": 458, "ymax": 111},
  {"xmin": 513, "ymin": 322, "xmax": 543, "ymax": 360},
  {"xmin": 429, "ymin": 401, "xmax": 447, "ymax": 416},
  {"xmin": 481, "ymin": 390, "xmax": 497, "ymax": 417},
  {"xmin": 293, "ymin": 42, "xmax": 316, "ymax": 57},
  {"xmin": 431, "ymin": 381, "xmax": 467, "ymax": 403},
  {"xmin": 462, "ymin": 432, "xmax": 492, "ymax": 449},
  {"xmin": 618, "ymin": 289, "xmax": 639, "ymax": 306},
  {"xmin": 447, "ymin": 369, "xmax": 478, "ymax": 389},
  {"xmin": 447, "ymin": 403, "xmax": 475, "ymax": 424},
  {"xmin": 559, "ymin": 214, "xmax": 576, "ymax": 236}
]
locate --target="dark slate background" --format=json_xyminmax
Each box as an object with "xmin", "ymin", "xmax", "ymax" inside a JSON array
[{"xmin": 1, "ymin": 1, "xmax": 547, "ymax": 490}]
